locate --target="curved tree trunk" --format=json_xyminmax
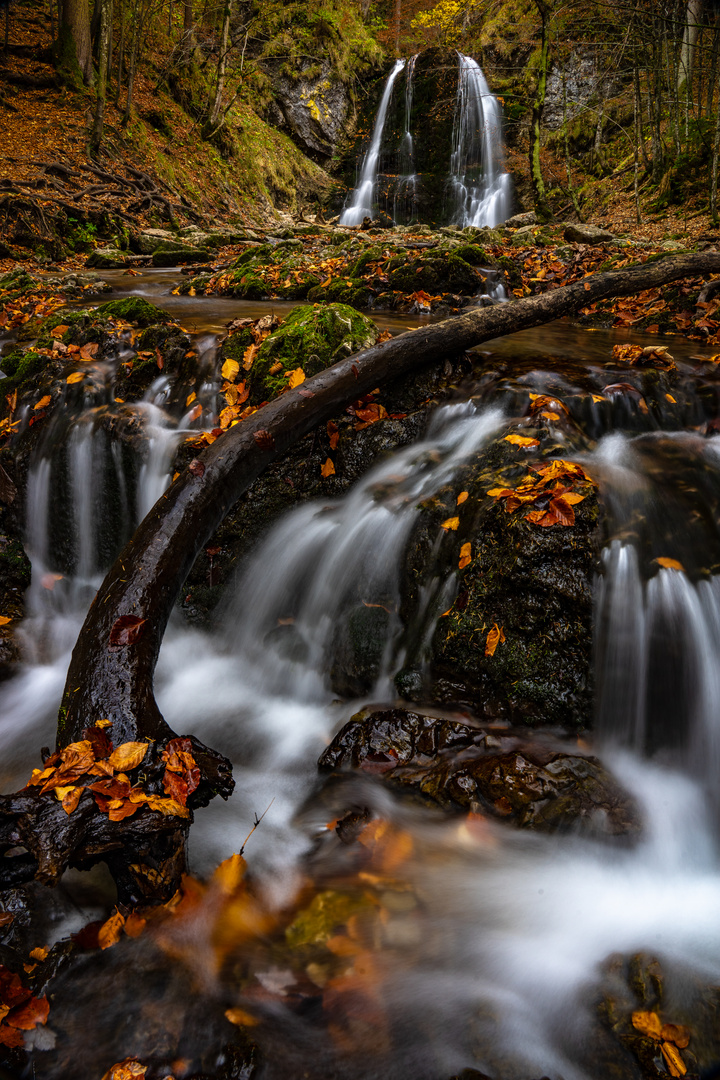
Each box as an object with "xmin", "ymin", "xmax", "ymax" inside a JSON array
[{"xmin": 2, "ymin": 252, "xmax": 720, "ymax": 899}]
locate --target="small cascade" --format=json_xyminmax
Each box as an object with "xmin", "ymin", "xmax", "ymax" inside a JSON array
[
  {"xmin": 448, "ymin": 53, "xmax": 512, "ymax": 228},
  {"xmin": 340, "ymin": 58, "xmax": 406, "ymax": 227},
  {"xmin": 393, "ymin": 53, "xmax": 419, "ymax": 224},
  {"xmin": 224, "ymin": 403, "xmax": 504, "ymax": 700}
]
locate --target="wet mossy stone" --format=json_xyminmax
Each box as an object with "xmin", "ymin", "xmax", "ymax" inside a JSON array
[
  {"xmin": 0, "ymin": 348, "xmax": 45, "ymax": 391},
  {"xmin": 247, "ymin": 303, "xmax": 378, "ymax": 403},
  {"xmin": 151, "ymin": 247, "xmax": 211, "ymax": 268},
  {"xmin": 320, "ymin": 708, "xmax": 640, "ymax": 836},
  {"xmin": 96, "ymin": 297, "xmax": 173, "ymax": 327}
]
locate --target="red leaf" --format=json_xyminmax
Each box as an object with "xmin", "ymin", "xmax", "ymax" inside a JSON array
[
  {"xmin": 0, "ymin": 1025, "xmax": 24, "ymax": 1047},
  {"xmin": 298, "ymin": 388, "xmax": 315, "ymax": 398},
  {"xmin": 163, "ymin": 769, "xmax": 189, "ymax": 805},
  {"xmin": 0, "ymin": 967, "xmax": 31, "ymax": 1008},
  {"xmin": 109, "ymin": 615, "xmax": 146, "ymax": 648},
  {"xmin": 188, "ymin": 459, "xmax": 205, "ymax": 478},
  {"xmin": 254, "ymin": 429, "xmax": 275, "ymax": 450},
  {"xmin": 83, "ymin": 725, "xmax": 113, "ymax": 759},
  {"xmin": 352, "ymin": 364, "xmax": 359, "ymax": 378},
  {"xmin": 6, "ymin": 996, "xmax": 49, "ymax": 1030}
]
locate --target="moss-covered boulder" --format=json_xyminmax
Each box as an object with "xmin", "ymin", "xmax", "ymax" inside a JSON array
[
  {"xmin": 320, "ymin": 708, "xmax": 640, "ymax": 836},
  {"xmin": 95, "ymin": 297, "xmax": 174, "ymax": 327},
  {"xmin": 246, "ymin": 303, "xmax": 378, "ymax": 404}
]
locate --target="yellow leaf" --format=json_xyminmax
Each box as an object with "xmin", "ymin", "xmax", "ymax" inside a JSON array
[
  {"xmin": 591, "ymin": 394, "xmax": 605, "ymax": 403},
  {"xmin": 441, "ymin": 516, "xmax": 460, "ymax": 531},
  {"xmin": 661, "ymin": 1024, "xmax": 691, "ymax": 1049},
  {"xmin": 0, "ymin": 616, "xmax": 12, "ymax": 626},
  {"xmin": 666, "ymin": 393, "xmax": 677, "ymax": 403},
  {"xmin": 61, "ymin": 787, "xmax": 82, "ymax": 814},
  {"xmin": 632, "ymin": 1011, "xmax": 663, "ymax": 1039},
  {"xmin": 213, "ymin": 852, "xmax": 247, "ymax": 895},
  {"xmin": 504, "ymin": 433, "xmax": 540, "ymax": 447},
  {"xmin": 457, "ymin": 491, "xmax": 468, "ymax": 505},
  {"xmin": 50, "ymin": 324, "xmax": 69, "ymax": 337},
  {"xmin": 225, "ymin": 1007, "xmax": 259, "ymax": 1028},
  {"xmin": 458, "ymin": 542, "xmax": 472, "ymax": 570},
  {"xmin": 185, "ymin": 391, "xmax": 196, "ymax": 407},
  {"xmin": 96, "ymin": 719, "xmax": 112, "ymax": 728},
  {"xmin": 144, "ymin": 795, "xmax": 190, "ymax": 818},
  {"xmin": 221, "ymin": 358, "xmax": 240, "ymax": 381},
  {"xmin": 656, "ymin": 557, "xmax": 684, "ymax": 571},
  {"xmin": 661, "ymin": 1042, "xmax": 687, "ymax": 1077},
  {"xmin": 98, "ymin": 909, "xmax": 126, "ymax": 950},
  {"xmin": 321, "ymin": 457, "xmax": 335, "ymax": 478},
  {"xmin": 34, "ymin": 395, "xmax": 51, "ymax": 410},
  {"xmin": 562, "ymin": 493, "xmax": 586, "ymax": 505},
  {"xmin": 108, "ymin": 741, "xmax": 149, "ymax": 771},
  {"xmin": 54, "ymin": 784, "xmax": 76, "ymax": 801},
  {"xmin": 66, "ymin": 371, "xmax": 85, "ymax": 385},
  {"xmin": 29, "ymin": 947, "xmax": 49, "ymax": 962},
  {"xmin": 485, "ymin": 623, "xmax": 505, "ymax": 657},
  {"xmin": 287, "ymin": 368, "xmax": 306, "ymax": 388}
]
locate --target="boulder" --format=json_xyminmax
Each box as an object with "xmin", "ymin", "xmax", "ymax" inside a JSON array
[
  {"xmin": 564, "ymin": 223, "xmax": 617, "ymax": 245},
  {"xmin": 272, "ymin": 64, "xmax": 349, "ymax": 159},
  {"xmin": 320, "ymin": 707, "xmax": 640, "ymax": 836},
  {"xmin": 151, "ymin": 247, "xmax": 212, "ymax": 267},
  {"xmin": 504, "ymin": 211, "xmax": 538, "ymax": 228},
  {"xmin": 85, "ymin": 247, "xmax": 131, "ymax": 269},
  {"xmin": 136, "ymin": 228, "xmax": 177, "ymax": 254}
]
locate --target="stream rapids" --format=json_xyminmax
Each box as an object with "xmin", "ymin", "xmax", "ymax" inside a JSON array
[{"xmin": 3, "ymin": 272, "xmax": 720, "ymax": 1079}]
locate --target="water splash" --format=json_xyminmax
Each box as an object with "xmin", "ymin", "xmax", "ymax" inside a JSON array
[
  {"xmin": 340, "ymin": 59, "xmax": 406, "ymax": 227},
  {"xmin": 448, "ymin": 53, "xmax": 512, "ymax": 228}
]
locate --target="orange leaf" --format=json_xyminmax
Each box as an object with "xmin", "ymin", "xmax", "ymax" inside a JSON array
[
  {"xmin": 225, "ymin": 1007, "xmax": 259, "ymax": 1028},
  {"xmin": 661, "ymin": 1024, "xmax": 691, "ymax": 1049},
  {"xmin": 632, "ymin": 1011, "xmax": 662, "ymax": 1039},
  {"xmin": 661, "ymin": 1041, "xmax": 687, "ymax": 1077},
  {"xmin": 0, "ymin": 616, "xmax": 11, "ymax": 627},
  {"xmin": 441, "ymin": 516, "xmax": 460, "ymax": 531},
  {"xmin": 213, "ymin": 853, "xmax": 247, "ymax": 895},
  {"xmin": 6, "ymin": 996, "xmax": 49, "ymax": 1030},
  {"xmin": 485, "ymin": 623, "xmax": 505, "ymax": 657},
  {"xmin": 656, "ymin": 557, "xmax": 684, "ymax": 571},
  {"xmin": 185, "ymin": 391, "xmax": 197, "ymax": 407},
  {"xmin": 221, "ymin": 358, "xmax": 240, "ymax": 381},
  {"xmin": 50, "ymin": 324, "xmax": 69, "ymax": 336},
  {"xmin": 321, "ymin": 457, "xmax": 335, "ymax": 478},
  {"xmin": 123, "ymin": 912, "xmax": 147, "ymax": 939},
  {"xmin": 456, "ymin": 491, "xmax": 468, "ymax": 505},
  {"xmin": 98, "ymin": 909, "xmax": 126, "ymax": 950},
  {"xmin": 66, "ymin": 371, "xmax": 85, "ymax": 385},
  {"xmin": 458, "ymin": 542, "xmax": 472, "ymax": 570},
  {"xmin": 61, "ymin": 786, "xmax": 82, "ymax": 814},
  {"xmin": 34, "ymin": 395, "xmax": 51, "ymax": 410},
  {"xmin": 504, "ymin": 433, "xmax": 540, "ymax": 447},
  {"xmin": 108, "ymin": 741, "xmax": 148, "ymax": 771},
  {"xmin": 287, "ymin": 368, "xmax": 306, "ymax": 388}
]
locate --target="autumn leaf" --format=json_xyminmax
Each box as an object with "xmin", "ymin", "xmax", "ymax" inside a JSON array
[
  {"xmin": 187, "ymin": 402, "xmax": 202, "ymax": 422},
  {"xmin": 213, "ymin": 852, "xmax": 247, "ymax": 895},
  {"xmin": 109, "ymin": 615, "xmax": 147, "ymax": 647},
  {"xmin": 661, "ymin": 1024, "xmax": 691, "ymax": 1048},
  {"xmin": 287, "ymin": 368, "xmax": 306, "ymax": 388},
  {"xmin": 254, "ymin": 429, "xmax": 275, "ymax": 450},
  {"xmin": 0, "ymin": 616, "xmax": 11, "ymax": 627},
  {"xmin": 327, "ymin": 421, "xmax": 339, "ymax": 450},
  {"xmin": 225, "ymin": 1007, "xmax": 259, "ymax": 1028},
  {"xmin": 34, "ymin": 395, "xmax": 51, "ymax": 410},
  {"xmin": 5, "ymin": 995, "xmax": 49, "ymax": 1030},
  {"xmin": 457, "ymin": 491, "xmax": 468, "ymax": 505},
  {"xmin": 661, "ymin": 1042, "xmax": 687, "ymax": 1077},
  {"xmin": 66, "ymin": 371, "xmax": 85, "ymax": 385},
  {"xmin": 656, "ymin": 557, "xmax": 685, "ymax": 571},
  {"xmin": 185, "ymin": 391, "xmax": 196, "ymax": 407},
  {"xmin": 441, "ymin": 516, "xmax": 460, "ymax": 531},
  {"xmin": 485, "ymin": 623, "xmax": 505, "ymax": 657},
  {"xmin": 101, "ymin": 1058, "xmax": 147, "ymax": 1080},
  {"xmin": 632, "ymin": 1011, "xmax": 663, "ymax": 1039},
  {"xmin": 108, "ymin": 741, "xmax": 148, "ymax": 772},
  {"xmin": 504, "ymin": 433, "xmax": 540, "ymax": 447},
  {"xmin": 458, "ymin": 542, "xmax": 472, "ymax": 569},
  {"xmin": 144, "ymin": 794, "xmax": 190, "ymax": 818},
  {"xmin": 321, "ymin": 458, "xmax": 335, "ymax": 478},
  {"xmin": 221, "ymin": 358, "xmax": 240, "ymax": 381},
  {"xmin": 189, "ymin": 458, "xmax": 205, "ymax": 477},
  {"xmin": 50, "ymin": 324, "xmax": 69, "ymax": 337},
  {"xmin": 98, "ymin": 909, "xmax": 126, "ymax": 950}
]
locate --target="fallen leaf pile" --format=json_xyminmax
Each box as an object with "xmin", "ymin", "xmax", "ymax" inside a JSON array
[
  {"xmin": 612, "ymin": 343, "xmax": 676, "ymax": 371},
  {"xmin": 488, "ymin": 459, "xmax": 596, "ymax": 528},
  {"xmin": 0, "ymin": 965, "xmax": 49, "ymax": 1048},
  {"xmin": 631, "ymin": 1010, "xmax": 691, "ymax": 1077},
  {"xmin": 23, "ymin": 724, "xmax": 196, "ymax": 821}
]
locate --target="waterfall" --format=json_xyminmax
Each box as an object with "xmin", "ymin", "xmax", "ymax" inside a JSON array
[
  {"xmin": 448, "ymin": 52, "xmax": 512, "ymax": 229},
  {"xmin": 393, "ymin": 53, "xmax": 419, "ymax": 225},
  {"xmin": 340, "ymin": 58, "xmax": 406, "ymax": 227}
]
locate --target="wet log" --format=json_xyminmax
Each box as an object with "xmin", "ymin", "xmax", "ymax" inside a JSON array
[{"xmin": 1, "ymin": 251, "xmax": 719, "ymax": 897}]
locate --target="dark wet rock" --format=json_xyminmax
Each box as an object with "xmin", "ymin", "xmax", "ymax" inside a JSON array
[
  {"xmin": 0, "ymin": 454, "xmax": 30, "ymax": 679},
  {"xmin": 564, "ymin": 223, "xmax": 617, "ymax": 245},
  {"xmin": 320, "ymin": 707, "xmax": 641, "ymax": 836}
]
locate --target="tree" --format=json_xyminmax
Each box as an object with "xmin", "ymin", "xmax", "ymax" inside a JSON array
[
  {"xmin": 56, "ymin": 0, "xmax": 94, "ymax": 85},
  {"xmin": 529, "ymin": 0, "xmax": 552, "ymax": 219}
]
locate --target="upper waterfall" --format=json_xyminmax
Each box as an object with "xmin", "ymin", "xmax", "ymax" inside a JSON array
[
  {"xmin": 340, "ymin": 58, "xmax": 406, "ymax": 227},
  {"xmin": 448, "ymin": 53, "xmax": 512, "ymax": 228}
]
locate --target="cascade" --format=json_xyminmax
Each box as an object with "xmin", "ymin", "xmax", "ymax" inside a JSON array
[
  {"xmin": 392, "ymin": 52, "xmax": 419, "ymax": 224},
  {"xmin": 8, "ymin": 281, "xmax": 720, "ymax": 1075},
  {"xmin": 448, "ymin": 52, "xmax": 512, "ymax": 228},
  {"xmin": 340, "ymin": 58, "xmax": 406, "ymax": 227}
]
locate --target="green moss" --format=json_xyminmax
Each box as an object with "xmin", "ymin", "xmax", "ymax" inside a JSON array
[
  {"xmin": 96, "ymin": 297, "xmax": 174, "ymax": 326},
  {"xmin": 248, "ymin": 302, "xmax": 378, "ymax": 403},
  {"xmin": 0, "ymin": 349, "xmax": 44, "ymax": 388}
]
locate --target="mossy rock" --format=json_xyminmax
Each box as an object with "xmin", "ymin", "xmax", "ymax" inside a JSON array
[
  {"xmin": 228, "ymin": 271, "xmax": 269, "ymax": 300},
  {"xmin": 151, "ymin": 247, "xmax": 211, "ymax": 267},
  {"xmin": 0, "ymin": 349, "xmax": 45, "ymax": 393},
  {"xmin": 95, "ymin": 297, "xmax": 174, "ymax": 327},
  {"xmin": 387, "ymin": 252, "xmax": 483, "ymax": 295},
  {"xmin": 247, "ymin": 303, "xmax": 378, "ymax": 403}
]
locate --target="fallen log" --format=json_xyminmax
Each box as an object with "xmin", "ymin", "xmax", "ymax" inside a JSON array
[{"xmin": 1, "ymin": 251, "xmax": 718, "ymax": 898}]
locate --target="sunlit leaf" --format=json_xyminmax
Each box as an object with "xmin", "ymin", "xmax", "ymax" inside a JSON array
[
  {"xmin": 34, "ymin": 395, "xmax": 51, "ymax": 410},
  {"xmin": 632, "ymin": 1010, "xmax": 662, "ymax": 1039},
  {"xmin": 441, "ymin": 516, "xmax": 460, "ymax": 531},
  {"xmin": 287, "ymin": 368, "xmax": 306, "ymax": 388},
  {"xmin": 213, "ymin": 853, "xmax": 246, "ymax": 895},
  {"xmin": 457, "ymin": 491, "xmax": 468, "ymax": 505},
  {"xmin": 661, "ymin": 1024, "xmax": 691, "ymax": 1049},
  {"xmin": 661, "ymin": 1041, "xmax": 687, "ymax": 1077},
  {"xmin": 221, "ymin": 358, "xmax": 240, "ymax": 381},
  {"xmin": 66, "ymin": 371, "xmax": 85, "ymax": 385},
  {"xmin": 0, "ymin": 616, "xmax": 11, "ymax": 627},
  {"xmin": 225, "ymin": 1007, "xmax": 259, "ymax": 1028},
  {"xmin": 321, "ymin": 458, "xmax": 335, "ymax": 478},
  {"xmin": 504, "ymin": 433, "xmax": 540, "ymax": 447},
  {"xmin": 458, "ymin": 542, "xmax": 472, "ymax": 569},
  {"xmin": 485, "ymin": 623, "xmax": 505, "ymax": 657},
  {"xmin": 108, "ymin": 741, "xmax": 149, "ymax": 772},
  {"xmin": 656, "ymin": 557, "xmax": 684, "ymax": 571},
  {"xmin": 98, "ymin": 909, "xmax": 126, "ymax": 950}
]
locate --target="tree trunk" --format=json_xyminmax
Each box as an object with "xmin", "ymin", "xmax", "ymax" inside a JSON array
[
  {"xmin": 678, "ymin": 0, "xmax": 703, "ymax": 91},
  {"xmin": 90, "ymin": 0, "xmax": 111, "ymax": 154},
  {"xmin": 530, "ymin": 1, "xmax": 551, "ymax": 220},
  {"xmin": 182, "ymin": 0, "xmax": 195, "ymax": 56},
  {"xmin": 3, "ymin": 253, "xmax": 720, "ymax": 901},
  {"xmin": 58, "ymin": 0, "xmax": 94, "ymax": 85},
  {"xmin": 203, "ymin": 0, "xmax": 230, "ymax": 135}
]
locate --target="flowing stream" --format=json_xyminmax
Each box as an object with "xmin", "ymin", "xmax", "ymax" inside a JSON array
[{"xmin": 4, "ymin": 276, "xmax": 720, "ymax": 1077}]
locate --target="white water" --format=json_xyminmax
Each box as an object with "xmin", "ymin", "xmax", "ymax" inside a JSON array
[
  {"xmin": 7, "ymin": 336, "xmax": 720, "ymax": 1074},
  {"xmin": 449, "ymin": 53, "xmax": 513, "ymax": 229},
  {"xmin": 393, "ymin": 53, "xmax": 419, "ymax": 225},
  {"xmin": 340, "ymin": 59, "xmax": 406, "ymax": 227}
]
